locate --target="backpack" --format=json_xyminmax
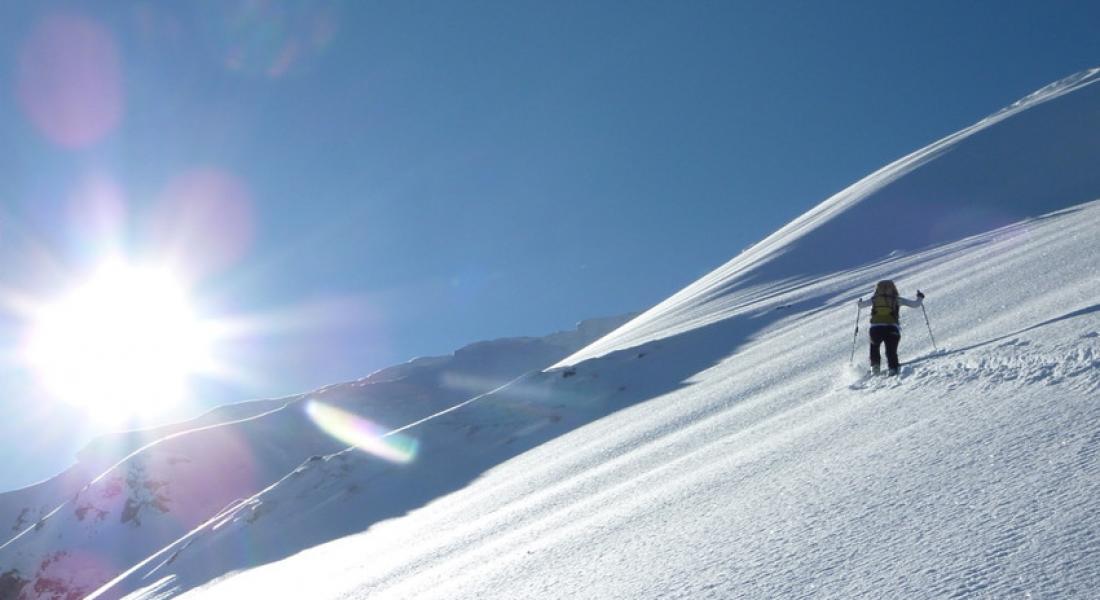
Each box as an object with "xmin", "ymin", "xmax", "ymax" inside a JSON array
[{"xmin": 869, "ymin": 280, "xmax": 899, "ymax": 325}]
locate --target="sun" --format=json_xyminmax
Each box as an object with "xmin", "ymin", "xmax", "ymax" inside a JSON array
[{"xmin": 23, "ymin": 260, "xmax": 216, "ymax": 424}]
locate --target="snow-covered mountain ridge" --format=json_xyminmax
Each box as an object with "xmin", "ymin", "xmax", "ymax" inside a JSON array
[
  {"xmin": 128, "ymin": 191, "xmax": 1099, "ymax": 600},
  {"xmin": 120, "ymin": 68, "xmax": 1100, "ymax": 599},
  {"xmin": 2, "ymin": 68, "xmax": 1100, "ymax": 600},
  {"xmin": 561, "ymin": 67, "xmax": 1100, "ymax": 365},
  {"xmin": 0, "ymin": 315, "xmax": 633, "ymax": 600},
  {"xmin": 153, "ymin": 190, "xmax": 1099, "ymax": 599}
]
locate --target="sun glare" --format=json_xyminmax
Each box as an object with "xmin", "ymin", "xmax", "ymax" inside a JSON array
[{"xmin": 23, "ymin": 261, "xmax": 214, "ymax": 424}]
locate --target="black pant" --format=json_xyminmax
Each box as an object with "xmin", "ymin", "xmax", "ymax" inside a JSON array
[{"xmin": 869, "ymin": 326, "xmax": 901, "ymax": 371}]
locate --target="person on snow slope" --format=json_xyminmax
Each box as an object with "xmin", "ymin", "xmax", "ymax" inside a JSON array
[{"xmin": 857, "ymin": 280, "xmax": 924, "ymax": 376}]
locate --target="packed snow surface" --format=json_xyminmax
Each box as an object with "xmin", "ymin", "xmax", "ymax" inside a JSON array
[{"xmin": 2, "ymin": 70, "xmax": 1099, "ymax": 599}]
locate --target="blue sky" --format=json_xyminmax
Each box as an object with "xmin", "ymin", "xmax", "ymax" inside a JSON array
[{"xmin": 0, "ymin": 1, "xmax": 1097, "ymax": 491}]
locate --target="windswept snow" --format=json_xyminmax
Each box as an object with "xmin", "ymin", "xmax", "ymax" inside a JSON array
[
  {"xmin": 4, "ymin": 69, "xmax": 1100, "ymax": 600},
  {"xmin": 120, "ymin": 69, "xmax": 1099, "ymax": 600},
  {"xmin": 560, "ymin": 68, "xmax": 1100, "ymax": 364},
  {"xmin": 123, "ymin": 197, "xmax": 1099, "ymax": 600}
]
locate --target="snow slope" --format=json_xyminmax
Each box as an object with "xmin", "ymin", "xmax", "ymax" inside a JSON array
[
  {"xmin": 0, "ymin": 316, "xmax": 632, "ymax": 600},
  {"xmin": 563, "ymin": 68, "xmax": 1100, "ymax": 363},
  {"xmin": 79, "ymin": 68, "xmax": 1100, "ymax": 599},
  {"xmin": 111, "ymin": 200, "xmax": 1100, "ymax": 600},
  {"xmin": 4, "ymin": 68, "xmax": 1099, "ymax": 600}
]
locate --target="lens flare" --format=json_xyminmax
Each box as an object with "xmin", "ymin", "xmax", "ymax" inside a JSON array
[
  {"xmin": 145, "ymin": 426, "xmax": 259, "ymax": 527},
  {"xmin": 16, "ymin": 13, "xmax": 124, "ymax": 148},
  {"xmin": 67, "ymin": 172, "xmax": 128, "ymax": 255},
  {"xmin": 150, "ymin": 168, "xmax": 255, "ymax": 276},
  {"xmin": 29, "ymin": 549, "xmax": 116, "ymax": 600},
  {"xmin": 199, "ymin": 1, "xmax": 341, "ymax": 79},
  {"xmin": 305, "ymin": 401, "xmax": 418, "ymax": 464}
]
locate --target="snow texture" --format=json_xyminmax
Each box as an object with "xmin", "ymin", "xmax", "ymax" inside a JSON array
[
  {"xmin": 3, "ymin": 69, "xmax": 1100, "ymax": 600},
  {"xmin": 0, "ymin": 316, "xmax": 632, "ymax": 600}
]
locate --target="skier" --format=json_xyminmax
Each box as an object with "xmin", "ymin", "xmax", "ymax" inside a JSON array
[{"xmin": 856, "ymin": 280, "xmax": 924, "ymax": 376}]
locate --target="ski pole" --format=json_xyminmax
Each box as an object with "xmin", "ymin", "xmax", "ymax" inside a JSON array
[
  {"xmin": 849, "ymin": 301, "xmax": 862, "ymax": 364},
  {"xmin": 919, "ymin": 292, "xmax": 937, "ymax": 351}
]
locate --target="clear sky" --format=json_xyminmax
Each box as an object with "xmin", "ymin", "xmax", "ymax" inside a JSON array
[{"xmin": 0, "ymin": 0, "xmax": 1097, "ymax": 491}]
